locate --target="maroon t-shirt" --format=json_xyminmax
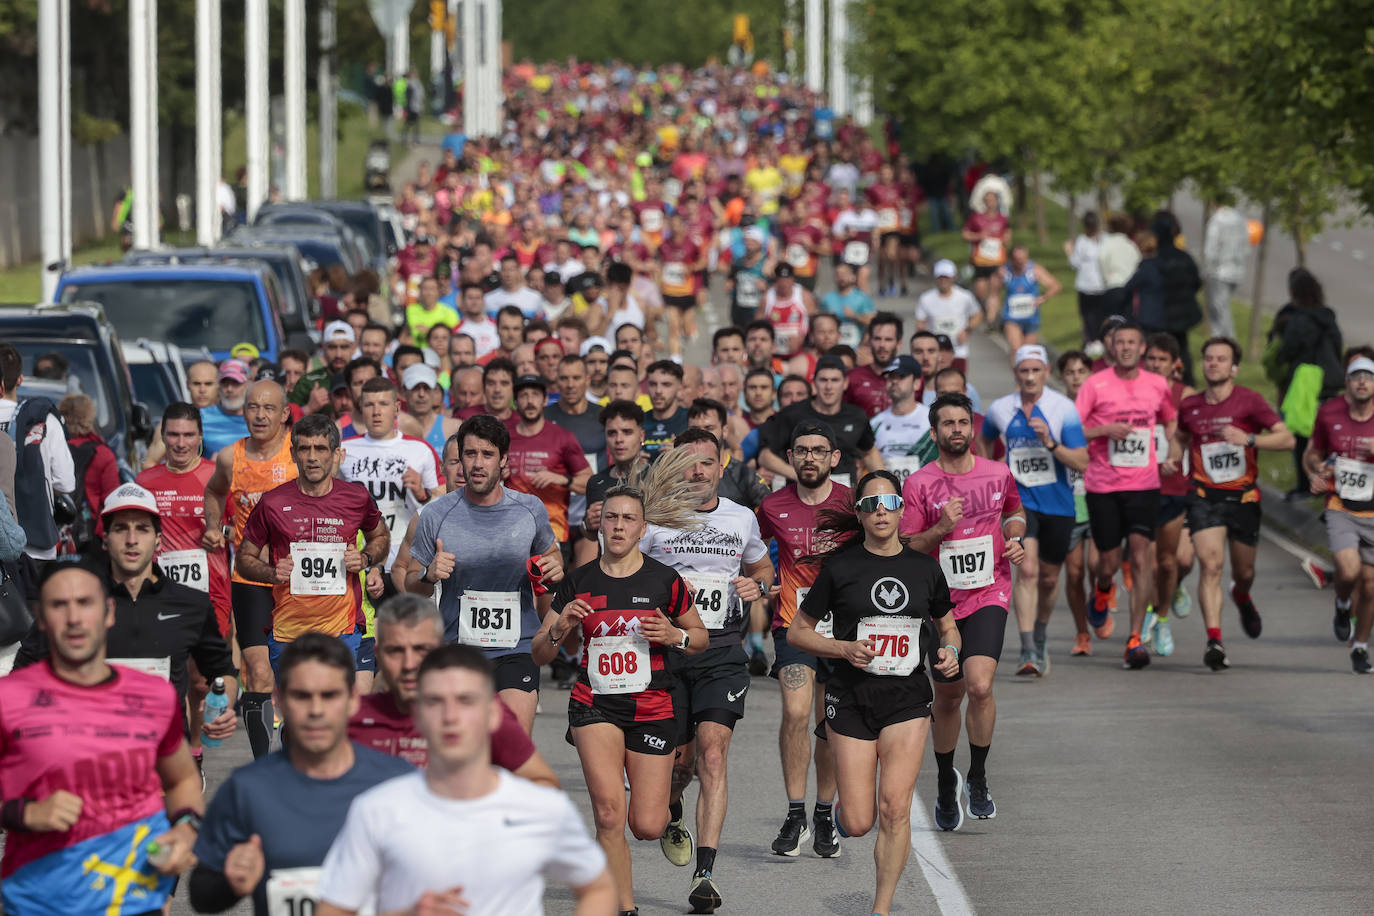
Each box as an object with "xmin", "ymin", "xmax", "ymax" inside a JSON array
[
  {"xmin": 844, "ymin": 364, "xmax": 891, "ymax": 418},
  {"xmin": 503, "ymin": 418, "xmax": 590, "ymax": 542},
  {"xmin": 1177, "ymin": 384, "xmax": 1281, "ymax": 499},
  {"xmin": 348, "ymin": 691, "xmax": 536, "ymax": 771}
]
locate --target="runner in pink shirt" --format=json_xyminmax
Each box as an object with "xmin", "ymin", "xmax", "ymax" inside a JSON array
[
  {"xmin": 1073, "ymin": 321, "xmax": 1178, "ymax": 669},
  {"xmin": 0, "ymin": 559, "xmax": 202, "ymax": 916},
  {"xmin": 900, "ymin": 392, "xmax": 1026, "ymax": 830}
]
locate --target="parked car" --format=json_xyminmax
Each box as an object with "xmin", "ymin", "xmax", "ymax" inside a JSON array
[
  {"xmin": 121, "ymin": 340, "xmax": 189, "ymax": 423},
  {"xmin": 257, "ymin": 200, "xmax": 390, "ymax": 267},
  {"xmin": 54, "ymin": 262, "xmax": 291, "ymax": 364},
  {"xmin": 0, "ymin": 302, "xmax": 152, "ymax": 476},
  {"xmin": 125, "ymin": 245, "xmax": 318, "ymax": 342},
  {"xmin": 229, "ymin": 224, "xmax": 364, "ymax": 278}
]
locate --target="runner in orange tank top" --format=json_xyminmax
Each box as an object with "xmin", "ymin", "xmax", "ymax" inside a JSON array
[{"xmin": 202, "ymin": 379, "xmax": 295, "ymax": 758}]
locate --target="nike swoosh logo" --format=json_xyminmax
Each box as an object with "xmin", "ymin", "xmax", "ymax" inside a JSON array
[
  {"xmin": 727, "ymin": 686, "xmax": 748, "ymax": 702},
  {"xmin": 156, "ymin": 613, "xmax": 181, "ymax": 621}
]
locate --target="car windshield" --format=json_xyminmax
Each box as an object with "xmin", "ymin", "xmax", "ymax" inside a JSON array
[
  {"xmin": 60, "ymin": 278, "xmax": 267, "ymax": 351},
  {"xmin": 127, "ymin": 362, "xmax": 178, "ymax": 420},
  {"xmin": 9, "ymin": 342, "xmax": 117, "ymax": 437},
  {"xmin": 331, "ymin": 210, "xmax": 383, "ymax": 261}
]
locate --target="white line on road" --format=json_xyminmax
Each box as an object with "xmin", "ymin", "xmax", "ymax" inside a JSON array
[
  {"xmin": 909, "ymin": 792, "xmax": 976, "ymax": 916},
  {"xmin": 1353, "ymin": 249, "xmax": 1367, "ymax": 261},
  {"xmin": 1330, "ymin": 240, "xmax": 1344, "ymax": 252}
]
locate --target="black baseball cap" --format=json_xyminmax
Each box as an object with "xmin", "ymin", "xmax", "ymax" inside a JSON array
[
  {"xmin": 514, "ymin": 374, "xmax": 548, "ymax": 392},
  {"xmin": 882, "ymin": 355, "xmax": 921, "ymax": 377}
]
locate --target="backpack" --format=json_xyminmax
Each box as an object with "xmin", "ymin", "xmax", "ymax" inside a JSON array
[
  {"xmin": 5, "ymin": 397, "xmax": 62, "ymax": 552},
  {"xmin": 67, "ymin": 438, "xmax": 102, "ymax": 550}
]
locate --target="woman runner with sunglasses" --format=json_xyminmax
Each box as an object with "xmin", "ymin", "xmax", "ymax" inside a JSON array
[
  {"xmin": 532, "ymin": 451, "xmax": 710, "ymax": 916},
  {"xmin": 787, "ymin": 471, "xmax": 961, "ymax": 916}
]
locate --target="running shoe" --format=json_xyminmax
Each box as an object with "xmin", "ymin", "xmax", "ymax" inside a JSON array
[
  {"xmin": 660, "ymin": 814, "xmax": 694, "ymax": 867},
  {"xmin": 1095, "ymin": 613, "xmax": 1116, "ymax": 640},
  {"xmin": 770, "ymin": 812, "xmax": 810, "ymax": 857},
  {"xmin": 1122, "ymin": 559, "xmax": 1133, "ymax": 591},
  {"xmin": 1334, "ymin": 603, "xmax": 1354, "ymax": 643},
  {"xmin": 1232, "ymin": 583, "xmax": 1262, "ymax": 638},
  {"xmin": 619, "ymin": 909, "xmax": 639, "ymax": 916},
  {"xmin": 688, "ymin": 872, "xmax": 723, "ymax": 914},
  {"xmin": 1154, "ymin": 619, "xmax": 1175, "ymax": 657},
  {"xmin": 748, "ymin": 649, "xmax": 769, "ymax": 677},
  {"xmin": 1123, "ymin": 634, "xmax": 1150, "ymax": 670},
  {"xmin": 1302, "ymin": 558, "xmax": 1332, "ymax": 589},
  {"xmin": 1140, "ymin": 608, "xmax": 1159, "ymax": 648},
  {"xmin": 1353, "ymin": 648, "xmax": 1373, "ymax": 675},
  {"xmin": 1204, "ymin": 637, "xmax": 1230, "ymax": 671},
  {"xmin": 1071, "ymin": 632, "xmax": 1093, "ymax": 656},
  {"xmin": 1015, "ymin": 648, "xmax": 1037, "ymax": 677},
  {"xmin": 1171, "ymin": 583, "xmax": 1193, "ymax": 618},
  {"xmin": 966, "ymin": 777, "xmax": 997, "ymax": 819},
  {"xmin": 1034, "ymin": 637, "xmax": 1050, "ymax": 676},
  {"xmin": 933, "ymin": 768, "xmax": 965, "ymax": 832},
  {"xmin": 1090, "ymin": 583, "xmax": 1116, "ymax": 630},
  {"xmin": 812, "ymin": 811, "xmax": 841, "ymax": 858}
]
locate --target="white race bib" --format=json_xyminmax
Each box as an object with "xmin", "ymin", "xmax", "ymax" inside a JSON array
[
  {"xmin": 1201, "ymin": 440, "xmax": 1245, "ymax": 485},
  {"xmin": 831, "ymin": 472, "xmax": 853, "ymax": 490},
  {"xmin": 976, "ymin": 237, "xmax": 1003, "ymax": 262},
  {"xmin": 1109, "ymin": 428, "xmax": 1151, "ymax": 468},
  {"xmin": 588, "ymin": 633, "xmax": 652, "ymax": 694},
  {"xmin": 798, "ymin": 587, "xmax": 835, "ymax": 638},
  {"xmin": 939, "ymin": 535, "xmax": 995, "ymax": 590},
  {"xmin": 160, "ymin": 549, "xmax": 209, "ymax": 593},
  {"xmin": 583, "ymin": 451, "xmax": 601, "ymax": 474},
  {"xmin": 290, "ymin": 542, "xmax": 347, "ymax": 596},
  {"xmin": 266, "ymin": 867, "xmax": 365, "ymax": 916},
  {"xmin": 771, "ymin": 474, "xmax": 789, "ymax": 492},
  {"xmin": 877, "ymin": 208, "xmax": 900, "ymax": 231},
  {"xmin": 932, "ymin": 313, "xmax": 965, "ymax": 337},
  {"xmin": 1006, "ymin": 293, "xmax": 1036, "ymax": 320},
  {"xmin": 886, "ymin": 455, "xmax": 922, "ymax": 484},
  {"xmin": 640, "ymin": 209, "xmax": 664, "ymax": 233},
  {"xmin": 857, "ymin": 616, "xmax": 921, "ymax": 676},
  {"xmin": 458, "ymin": 590, "xmax": 521, "ymax": 648},
  {"xmin": 838, "ymin": 323, "xmax": 863, "ymax": 348},
  {"xmin": 109, "ymin": 657, "xmax": 170, "ymax": 681},
  {"xmin": 785, "ymin": 243, "xmax": 810, "ymax": 268},
  {"xmin": 377, "ymin": 500, "xmax": 413, "ymax": 552},
  {"xmin": 662, "ymin": 263, "xmax": 689, "ymax": 288},
  {"xmin": 1154, "ymin": 424, "xmax": 1170, "ymax": 458},
  {"xmin": 684, "ymin": 571, "xmax": 731, "ymax": 630},
  {"xmin": 1069, "ymin": 466, "xmax": 1085, "ymax": 497},
  {"xmin": 1336, "ymin": 457, "xmax": 1374, "ymax": 502},
  {"xmin": 1009, "ymin": 446, "xmax": 1055, "ymax": 488},
  {"xmin": 843, "ymin": 241, "xmax": 869, "ymax": 266}
]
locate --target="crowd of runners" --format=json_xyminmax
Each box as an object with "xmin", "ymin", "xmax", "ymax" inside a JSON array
[{"xmin": 2, "ymin": 60, "xmax": 1369, "ymax": 916}]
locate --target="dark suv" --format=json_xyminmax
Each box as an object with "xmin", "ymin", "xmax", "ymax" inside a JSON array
[{"xmin": 0, "ymin": 302, "xmax": 153, "ymax": 476}]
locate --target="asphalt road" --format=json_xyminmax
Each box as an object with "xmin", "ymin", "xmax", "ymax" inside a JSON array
[{"xmin": 180, "ymin": 276, "xmax": 1368, "ymax": 916}]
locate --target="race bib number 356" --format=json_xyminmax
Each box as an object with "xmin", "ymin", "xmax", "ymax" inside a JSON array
[{"xmin": 1335, "ymin": 457, "xmax": 1374, "ymax": 502}]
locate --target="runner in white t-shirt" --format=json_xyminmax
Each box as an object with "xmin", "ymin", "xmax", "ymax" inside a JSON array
[
  {"xmin": 339, "ymin": 377, "xmax": 441, "ymax": 571},
  {"xmin": 869, "ymin": 355, "xmax": 930, "ymax": 486},
  {"xmin": 640, "ymin": 428, "xmax": 772, "ymax": 915},
  {"xmin": 915, "ymin": 259, "xmax": 983, "ymax": 361},
  {"xmin": 316, "ymin": 645, "xmax": 615, "ymax": 916}
]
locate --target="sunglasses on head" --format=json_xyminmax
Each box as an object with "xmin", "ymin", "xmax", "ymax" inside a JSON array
[{"xmin": 856, "ymin": 493, "xmax": 903, "ymax": 513}]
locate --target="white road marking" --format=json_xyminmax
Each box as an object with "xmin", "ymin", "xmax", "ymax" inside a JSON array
[
  {"xmin": 1330, "ymin": 240, "xmax": 1344, "ymax": 252},
  {"xmin": 1352, "ymin": 249, "xmax": 1367, "ymax": 261},
  {"xmin": 910, "ymin": 791, "xmax": 977, "ymax": 915}
]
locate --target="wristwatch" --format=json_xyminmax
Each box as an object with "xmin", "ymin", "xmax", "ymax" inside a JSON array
[
  {"xmin": 418, "ymin": 564, "xmax": 434, "ymax": 584},
  {"xmin": 170, "ymin": 808, "xmax": 203, "ymax": 833},
  {"xmin": 676, "ymin": 629, "xmax": 691, "ymax": 651},
  {"xmin": 1008, "ymin": 536, "xmax": 1025, "ymax": 546},
  {"xmin": 754, "ymin": 578, "xmax": 770, "ymax": 596},
  {"xmin": 1246, "ymin": 433, "xmax": 1257, "ymax": 447}
]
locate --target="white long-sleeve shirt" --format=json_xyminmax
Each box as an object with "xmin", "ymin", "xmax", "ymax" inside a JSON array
[
  {"xmin": 1203, "ymin": 205, "xmax": 1249, "ymax": 284},
  {"xmin": 0, "ymin": 398, "xmax": 76, "ymax": 560},
  {"xmin": 1067, "ymin": 233, "xmax": 1106, "ymax": 294}
]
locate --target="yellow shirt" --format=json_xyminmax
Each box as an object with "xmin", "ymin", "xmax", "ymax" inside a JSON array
[{"xmin": 745, "ymin": 166, "xmax": 784, "ymax": 215}]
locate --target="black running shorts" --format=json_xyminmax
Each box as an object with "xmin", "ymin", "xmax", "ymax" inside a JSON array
[
  {"xmin": 823, "ymin": 677, "xmax": 932, "ymax": 742},
  {"xmin": 930, "ymin": 605, "xmax": 1007, "ymax": 683},
  {"xmin": 231, "ymin": 581, "xmax": 274, "ymax": 649},
  {"xmin": 1024, "ymin": 508, "xmax": 1076, "ymax": 566},
  {"xmin": 492, "ymin": 652, "xmax": 540, "ymax": 693},
  {"xmin": 1085, "ymin": 489, "xmax": 1161, "ymax": 551},
  {"xmin": 568, "ymin": 699, "xmax": 677, "ymax": 756},
  {"xmin": 1186, "ymin": 495, "xmax": 1261, "ymax": 547}
]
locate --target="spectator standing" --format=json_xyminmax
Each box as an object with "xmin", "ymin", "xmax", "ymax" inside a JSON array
[
  {"xmin": 1152, "ymin": 211, "xmax": 1203, "ymax": 386},
  {"xmin": 1202, "ymin": 195, "xmax": 1250, "ymax": 338},
  {"xmin": 57, "ymin": 394, "xmax": 119, "ymax": 547},
  {"xmin": 1065, "ymin": 212, "xmax": 1106, "ymax": 342}
]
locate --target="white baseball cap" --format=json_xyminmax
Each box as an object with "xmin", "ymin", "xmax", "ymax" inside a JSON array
[
  {"xmin": 1014, "ymin": 344, "xmax": 1049, "ymax": 368},
  {"xmin": 581, "ymin": 336, "xmax": 612, "ymax": 357},
  {"xmin": 743, "ymin": 226, "xmax": 767, "ymax": 245},
  {"xmin": 101, "ymin": 483, "xmax": 160, "ymax": 520},
  {"xmin": 322, "ymin": 320, "xmax": 356, "ymax": 343},
  {"xmin": 1347, "ymin": 356, "xmax": 1374, "ymax": 377},
  {"xmin": 933, "ymin": 259, "xmax": 958, "ymax": 279},
  {"xmin": 402, "ymin": 363, "xmax": 439, "ymax": 390}
]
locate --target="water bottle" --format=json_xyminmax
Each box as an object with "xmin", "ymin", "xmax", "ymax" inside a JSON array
[
  {"xmin": 202, "ymin": 677, "xmax": 229, "ymax": 749},
  {"xmin": 146, "ymin": 840, "xmax": 171, "ymax": 868}
]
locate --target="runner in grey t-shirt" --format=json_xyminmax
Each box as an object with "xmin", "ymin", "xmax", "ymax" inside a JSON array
[{"xmin": 405, "ymin": 415, "xmax": 561, "ymax": 733}]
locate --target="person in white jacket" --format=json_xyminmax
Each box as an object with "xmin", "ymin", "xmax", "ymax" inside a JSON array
[{"xmin": 1203, "ymin": 195, "xmax": 1250, "ymax": 339}]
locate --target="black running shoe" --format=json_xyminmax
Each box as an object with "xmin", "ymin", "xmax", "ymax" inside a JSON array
[
  {"xmin": 688, "ymin": 871, "xmax": 722, "ymax": 914},
  {"xmin": 1334, "ymin": 605, "xmax": 1354, "ymax": 643},
  {"xmin": 770, "ymin": 812, "xmax": 810, "ymax": 857},
  {"xmin": 1204, "ymin": 638, "xmax": 1230, "ymax": 671},
  {"xmin": 933, "ymin": 768, "xmax": 965, "ymax": 831},
  {"xmin": 1232, "ymin": 583, "xmax": 1262, "ymax": 638},
  {"xmin": 1353, "ymin": 647, "xmax": 1372, "ymax": 674},
  {"xmin": 966, "ymin": 776, "xmax": 997, "ymax": 819},
  {"xmin": 812, "ymin": 812, "xmax": 841, "ymax": 858},
  {"xmin": 747, "ymin": 650, "xmax": 768, "ymax": 677}
]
